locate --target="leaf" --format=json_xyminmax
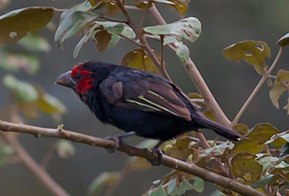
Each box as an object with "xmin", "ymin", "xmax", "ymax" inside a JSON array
[
  {"xmin": 121, "ymin": 48, "xmax": 161, "ymax": 75},
  {"xmin": 54, "ymin": 2, "xmax": 96, "ymax": 46},
  {"xmin": 199, "ymin": 141, "xmax": 234, "ymax": 158},
  {"xmin": 18, "ymin": 34, "xmax": 50, "ymax": 52},
  {"xmin": 229, "ymin": 152, "xmax": 262, "ymax": 184},
  {"xmin": 88, "ymin": 0, "xmax": 119, "ymax": 16},
  {"xmin": 163, "ymin": 136, "xmax": 195, "ymax": 160},
  {"xmin": 73, "ymin": 24, "xmax": 97, "ymax": 58},
  {"xmin": 232, "ymin": 123, "xmax": 279, "ymax": 155},
  {"xmin": 0, "ymin": 7, "xmax": 54, "ymax": 43},
  {"xmin": 233, "ymin": 123, "xmax": 249, "ymax": 135},
  {"xmin": 144, "ymin": 17, "xmax": 201, "ymax": 43},
  {"xmin": 269, "ymin": 69, "xmax": 289, "ymax": 109},
  {"xmin": 164, "ymin": 36, "xmax": 190, "ymax": 64},
  {"xmin": 251, "ymin": 175, "xmax": 273, "ymax": 188},
  {"xmin": 277, "ymin": 33, "xmax": 289, "ymax": 47},
  {"xmin": 155, "ymin": 0, "xmax": 188, "ymax": 15},
  {"xmin": 3, "ymin": 74, "xmax": 38, "ymax": 102},
  {"xmin": 94, "ymin": 29, "xmax": 111, "ymax": 52},
  {"xmin": 0, "ymin": 143, "xmax": 13, "ymax": 167},
  {"xmin": 149, "ymin": 186, "xmax": 167, "ymax": 196},
  {"xmin": 223, "ymin": 40, "xmax": 271, "ymax": 75},
  {"xmin": 191, "ymin": 176, "xmax": 204, "ymax": 193},
  {"xmin": 55, "ymin": 140, "xmax": 75, "ymax": 158},
  {"xmin": 36, "ymin": 91, "xmax": 67, "ymax": 115},
  {"xmin": 0, "ymin": 49, "xmax": 40, "ymax": 74},
  {"xmin": 88, "ymin": 171, "xmax": 121, "ymax": 195},
  {"xmin": 94, "ymin": 21, "xmax": 135, "ymax": 38}
]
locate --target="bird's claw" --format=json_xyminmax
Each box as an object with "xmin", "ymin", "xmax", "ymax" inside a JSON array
[
  {"xmin": 150, "ymin": 147, "xmax": 163, "ymax": 166},
  {"xmin": 104, "ymin": 136, "xmax": 122, "ymax": 153}
]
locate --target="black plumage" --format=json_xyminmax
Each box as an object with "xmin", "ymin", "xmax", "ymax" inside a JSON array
[{"xmin": 56, "ymin": 61, "xmax": 240, "ymax": 141}]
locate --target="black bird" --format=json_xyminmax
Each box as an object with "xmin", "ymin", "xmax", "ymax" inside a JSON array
[{"xmin": 56, "ymin": 61, "xmax": 240, "ymax": 145}]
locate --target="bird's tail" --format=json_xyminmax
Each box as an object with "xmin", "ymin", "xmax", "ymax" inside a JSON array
[{"xmin": 196, "ymin": 117, "xmax": 240, "ymax": 141}]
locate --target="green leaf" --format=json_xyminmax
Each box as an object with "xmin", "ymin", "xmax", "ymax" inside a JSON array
[
  {"xmin": 191, "ymin": 176, "xmax": 204, "ymax": 193},
  {"xmin": 199, "ymin": 141, "xmax": 234, "ymax": 158},
  {"xmin": 269, "ymin": 69, "xmax": 289, "ymax": 110},
  {"xmin": 144, "ymin": 17, "xmax": 201, "ymax": 43},
  {"xmin": 277, "ymin": 33, "xmax": 289, "ymax": 47},
  {"xmin": 223, "ymin": 40, "xmax": 271, "ymax": 75},
  {"xmin": 88, "ymin": 171, "xmax": 121, "ymax": 195},
  {"xmin": 18, "ymin": 34, "xmax": 50, "ymax": 52},
  {"xmin": 149, "ymin": 186, "xmax": 167, "ymax": 196},
  {"xmin": 251, "ymin": 175, "xmax": 273, "ymax": 188},
  {"xmin": 3, "ymin": 74, "xmax": 38, "ymax": 102},
  {"xmin": 164, "ymin": 36, "xmax": 190, "ymax": 64},
  {"xmin": 88, "ymin": 0, "xmax": 119, "ymax": 15},
  {"xmin": 94, "ymin": 21, "xmax": 135, "ymax": 38},
  {"xmin": 0, "ymin": 49, "xmax": 40, "ymax": 74},
  {"xmin": 0, "ymin": 7, "xmax": 54, "ymax": 43},
  {"xmin": 0, "ymin": 143, "xmax": 13, "ymax": 167},
  {"xmin": 55, "ymin": 140, "xmax": 75, "ymax": 158},
  {"xmin": 55, "ymin": 2, "xmax": 96, "ymax": 46},
  {"xmin": 169, "ymin": 179, "xmax": 194, "ymax": 195}
]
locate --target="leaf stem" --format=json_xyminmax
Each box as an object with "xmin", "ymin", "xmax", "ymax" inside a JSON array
[
  {"xmin": 115, "ymin": 0, "xmax": 171, "ymax": 81},
  {"xmin": 232, "ymin": 47, "xmax": 284, "ymax": 124}
]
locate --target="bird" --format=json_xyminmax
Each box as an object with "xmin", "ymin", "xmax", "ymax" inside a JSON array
[{"xmin": 55, "ymin": 61, "xmax": 240, "ymax": 147}]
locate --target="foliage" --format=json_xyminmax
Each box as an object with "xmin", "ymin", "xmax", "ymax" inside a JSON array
[{"xmin": 0, "ymin": 0, "xmax": 289, "ymax": 196}]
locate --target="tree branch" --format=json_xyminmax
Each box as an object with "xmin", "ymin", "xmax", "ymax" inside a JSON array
[
  {"xmin": 147, "ymin": 6, "xmax": 231, "ymax": 127},
  {"xmin": 232, "ymin": 46, "xmax": 284, "ymax": 124},
  {"xmin": 115, "ymin": 0, "xmax": 171, "ymax": 81},
  {"xmin": 1, "ymin": 133, "xmax": 69, "ymax": 196},
  {"xmin": 0, "ymin": 120, "xmax": 264, "ymax": 196}
]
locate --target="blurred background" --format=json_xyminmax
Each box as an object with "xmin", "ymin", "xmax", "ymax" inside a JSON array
[{"xmin": 0, "ymin": 0, "xmax": 289, "ymax": 195}]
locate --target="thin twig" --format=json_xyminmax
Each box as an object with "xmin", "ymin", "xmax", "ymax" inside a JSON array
[
  {"xmin": 115, "ymin": 0, "xmax": 171, "ymax": 81},
  {"xmin": 232, "ymin": 47, "xmax": 284, "ymax": 124},
  {"xmin": 1, "ymin": 133, "xmax": 69, "ymax": 196},
  {"xmin": 148, "ymin": 5, "xmax": 231, "ymax": 127},
  {"xmin": 0, "ymin": 120, "xmax": 264, "ymax": 196}
]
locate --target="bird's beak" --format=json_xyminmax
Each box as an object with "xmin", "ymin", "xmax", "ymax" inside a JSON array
[{"xmin": 55, "ymin": 71, "xmax": 75, "ymax": 89}]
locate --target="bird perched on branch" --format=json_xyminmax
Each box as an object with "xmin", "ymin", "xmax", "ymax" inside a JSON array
[{"xmin": 56, "ymin": 61, "xmax": 240, "ymax": 147}]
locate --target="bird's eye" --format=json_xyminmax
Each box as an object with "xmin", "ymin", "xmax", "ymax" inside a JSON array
[{"xmin": 74, "ymin": 71, "xmax": 81, "ymax": 80}]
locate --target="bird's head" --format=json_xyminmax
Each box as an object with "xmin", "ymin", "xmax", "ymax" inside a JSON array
[{"xmin": 55, "ymin": 62, "xmax": 94, "ymax": 95}]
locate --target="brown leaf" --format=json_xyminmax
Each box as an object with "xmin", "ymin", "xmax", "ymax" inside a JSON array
[{"xmin": 94, "ymin": 29, "xmax": 112, "ymax": 52}]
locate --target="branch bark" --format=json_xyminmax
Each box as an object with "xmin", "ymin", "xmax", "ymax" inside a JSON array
[
  {"xmin": 1, "ymin": 133, "xmax": 69, "ymax": 196},
  {"xmin": 0, "ymin": 120, "xmax": 264, "ymax": 196}
]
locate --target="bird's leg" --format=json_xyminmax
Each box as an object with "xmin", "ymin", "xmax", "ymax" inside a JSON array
[
  {"xmin": 150, "ymin": 140, "xmax": 164, "ymax": 166},
  {"xmin": 105, "ymin": 131, "xmax": 136, "ymax": 153}
]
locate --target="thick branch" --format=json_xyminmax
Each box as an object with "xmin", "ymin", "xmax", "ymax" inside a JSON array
[
  {"xmin": 0, "ymin": 120, "xmax": 264, "ymax": 196},
  {"xmin": 148, "ymin": 6, "xmax": 231, "ymax": 126},
  {"xmin": 1, "ymin": 133, "xmax": 68, "ymax": 196}
]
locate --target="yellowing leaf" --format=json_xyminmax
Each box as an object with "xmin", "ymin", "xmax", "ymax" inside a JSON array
[
  {"xmin": 232, "ymin": 123, "xmax": 279, "ymax": 155},
  {"xmin": 233, "ymin": 123, "xmax": 249, "ymax": 135},
  {"xmin": 0, "ymin": 7, "xmax": 54, "ymax": 43},
  {"xmin": 269, "ymin": 69, "xmax": 289, "ymax": 111},
  {"xmin": 230, "ymin": 152, "xmax": 262, "ymax": 184},
  {"xmin": 88, "ymin": 0, "xmax": 119, "ymax": 15},
  {"xmin": 223, "ymin": 40, "xmax": 271, "ymax": 75},
  {"xmin": 121, "ymin": 48, "xmax": 161, "ymax": 75}
]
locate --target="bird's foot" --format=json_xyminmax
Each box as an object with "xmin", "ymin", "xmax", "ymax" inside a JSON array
[
  {"xmin": 104, "ymin": 136, "xmax": 121, "ymax": 153},
  {"xmin": 104, "ymin": 132, "xmax": 135, "ymax": 153},
  {"xmin": 150, "ymin": 147, "xmax": 163, "ymax": 166}
]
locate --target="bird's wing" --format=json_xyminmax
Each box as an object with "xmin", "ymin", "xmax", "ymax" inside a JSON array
[{"xmin": 99, "ymin": 69, "xmax": 192, "ymax": 121}]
